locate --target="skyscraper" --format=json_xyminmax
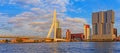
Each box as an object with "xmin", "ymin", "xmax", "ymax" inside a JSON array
[
  {"xmin": 66, "ymin": 29, "xmax": 71, "ymax": 41},
  {"xmin": 56, "ymin": 20, "xmax": 59, "ymax": 28},
  {"xmin": 56, "ymin": 20, "xmax": 62, "ymax": 39},
  {"xmin": 113, "ymin": 28, "xmax": 117, "ymax": 38},
  {"xmin": 84, "ymin": 24, "xmax": 90, "ymax": 40},
  {"xmin": 92, "ymin": 10, "xmax": 116, "ymax": 40},
  {"xmin": 56, "ymin": 28, "xmax": 62, "ymax": 38}
]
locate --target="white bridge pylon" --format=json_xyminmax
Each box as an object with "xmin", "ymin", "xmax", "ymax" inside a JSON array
[
  {"xmin": 46, "ymin": 9, "xmax": 66, "ymax": 42},
  {"xmin": 47, "ymin": 9, "xmax": 57, "ymax": 41}
]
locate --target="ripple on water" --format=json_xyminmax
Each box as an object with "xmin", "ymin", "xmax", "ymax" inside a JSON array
[{"xmin": 0, "ymin": 42, "xmax": 120, "ymax": 53}]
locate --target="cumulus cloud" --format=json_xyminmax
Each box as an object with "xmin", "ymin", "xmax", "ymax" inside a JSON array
[
  {"xmin": 0, "ymin": 0, "xmax": 88, "ymax": 37},
  {"xmin": 65, "ymin": 17, "xmax": 87, "ymax": 23},
  {"xmin": 59, "ymin": 17, "xmax": 87, "ymax": 35},
  {"xmin": 29, "ymin": 22, "xmax": 48, "ymax": 25},
  {"xmin": 7, "ymin": 11, "xmax": 87, "ymax": 37},
  {"xmin": 9, "ymin": 0, "xmax": 69, "ymax": 12},
  {"xmin": 114, "ymin": 10, "xmax": 120, "ymax": 35}
]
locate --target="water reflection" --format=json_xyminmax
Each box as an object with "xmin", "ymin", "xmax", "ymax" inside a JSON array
[
  {"xmin": 1, "ymin": 42, "xmax": 120, "ymax": 53},
  {"xmin": 94, "ymin": 42, "xmax": 113, "ymax": 53},
  {"xmin": 48, "ymin": 43, "xmax": 59, "ymax": 53},
  {"xmin": 46, "ymin": 42, "xmax": 115, "ymax": 53}
]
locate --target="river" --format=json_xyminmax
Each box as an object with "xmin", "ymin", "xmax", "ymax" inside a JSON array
[{"xmin": 0, "ymin": 42, "xmax": 120, "ymax": 53}]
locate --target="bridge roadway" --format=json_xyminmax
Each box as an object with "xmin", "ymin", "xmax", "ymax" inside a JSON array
[
  {"xmin": 55, "ymin": 38, "xmax": 67, "ymax": 41},
  {"xmin": 0, "ymin": 35, "xmax": 42, "ymax": 39}
]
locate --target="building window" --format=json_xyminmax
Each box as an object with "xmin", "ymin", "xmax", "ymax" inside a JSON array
[
  {"xmin": 103, "ymin": 23, "xmax": 106, "ymax": 34},
  {"xmin": 95, "ymin": 24, "xmax": 98, "ymax": 35},
  {"xmin": 98, "ymin": 13, "xmax": 99, "ymax": 23},
  {"xmin": 108, "ymin": 24, "xmax": 111, "ymax": 34},
  {"xmin": 104, "ymin": 12, "xmax": 107, "ymax": 23}
]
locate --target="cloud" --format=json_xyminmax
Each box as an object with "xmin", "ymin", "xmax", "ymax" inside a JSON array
[
  {"xmin": 7, "ymin": 10, "xmax": 87, "ymax": 37},
  {"xmin": 9, "ymin": 0, "xmax": 40, "ymax": 6},
  {"xmin": 115, "ymin": 10, "xmax": 120, "ymax": 35},
  {"xmin": 59, "ymin": 17, "xmax": 87, "ymax": 35},
  {"xmin": 75, "ymin": 0, "xmax": 86, "ymax": 2},
  {"xmin": 9, "ymin": 0, "xmax": 69, "ymax": 12},
  {"xmin": 0, "ymin": 0, "xmax": 7, "ymax": 6},
  {"xmin": 29, "ymin": 22, "xmax": 48, "ymax": 25},
  {"xmin": 0, "ymin": 0, "xmax": 88, "ymax": 37},
  {"xmin": 115, "ymin": 10, "xmax": 120, "ymax": 18},
  {"xmin": 65, "ymin": 17, "xmax": 87, "ymax": 23}
]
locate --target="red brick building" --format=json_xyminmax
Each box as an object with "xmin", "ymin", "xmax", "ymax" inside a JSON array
[{"xmin": 71, "ymin": 33, "xmax": 85, "ymax": 41}]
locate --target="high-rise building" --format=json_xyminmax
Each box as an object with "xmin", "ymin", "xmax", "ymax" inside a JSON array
[
  {"xmin": 56, "ymin": 20, "xmax": 62, "ymax": 39},
  {"xmin": 56, "ymin": 20, "xmax": 59, "ymax": 28},
  {"xmin": 84, "ymin": 24, "xmax": 90, "ymax": 40},
  {"xmin": 66, "ymin": 29, "xmax": 71, "ymax": 41},
  {"xmin": 92, "ymin": 10, "xmax": 116, "ymax": 40},
  {"xmin": 113, "ymin": 28, "xmax": 117, "ymax": 37},
  {"xmin": 56, "ymin": 28, "xmax": 62, "ymax": 38}
]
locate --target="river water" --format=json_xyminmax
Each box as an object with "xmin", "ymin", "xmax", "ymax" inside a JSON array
[{"xmin": 0, "ymin": 42, "xmax": 120, "ymax": 53}]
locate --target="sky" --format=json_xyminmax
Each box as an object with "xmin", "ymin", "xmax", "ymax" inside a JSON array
[{"xmin": 0, "ymin": 0, "xmax": 120, "ymax": 37}]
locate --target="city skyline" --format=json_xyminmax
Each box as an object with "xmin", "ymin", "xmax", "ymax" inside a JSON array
[{"xmin": 0, "ymin": 0, "xmax": 120, "ymax": 37}]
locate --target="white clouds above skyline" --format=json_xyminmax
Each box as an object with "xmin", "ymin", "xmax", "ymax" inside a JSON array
[
  {"xmin": 1, "ymin": 0, "xmax": 120, "ymax": 37},
  {"xmin": 0, "ymin": 0, "xmax": 87, "ymax": 37}
]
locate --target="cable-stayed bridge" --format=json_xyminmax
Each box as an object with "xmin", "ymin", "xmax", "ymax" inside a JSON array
[
  {"xmin": 45, "ymin": 9, "xmax": 66, "ymax": 42},
  {"xmin": 0, "ymin": 9, "xmax": 66, "ymax": 42}
]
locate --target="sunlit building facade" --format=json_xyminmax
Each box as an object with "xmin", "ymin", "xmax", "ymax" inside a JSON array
[
  {"xmin": 66, "ymin": 29, "xmax": 71, "ymax": 41},
  {"xmin": 92, "ymin": 10, "xmax": 116, "ymax": 40},
  {"xmin": 84, "ymin": 24, "xmax": 90, "ymax": 40},
  {"xmin": 56, "ymin": 20, "xmax": 62, "ymax": 39},
  {"xmin": 56, "ymin": 28, "xmax": 62, "ymax": 38}
]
